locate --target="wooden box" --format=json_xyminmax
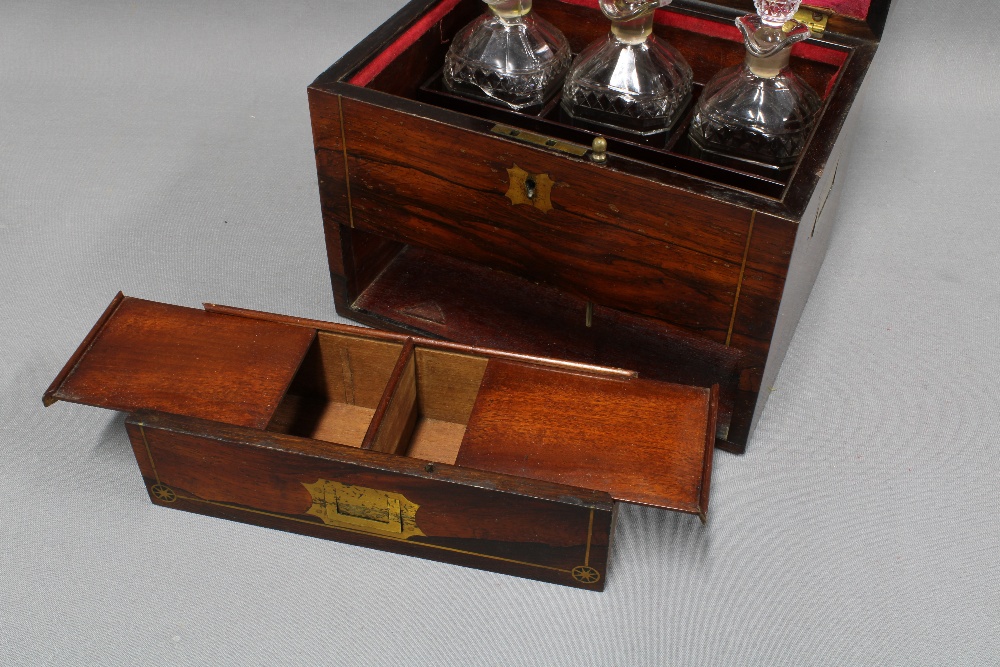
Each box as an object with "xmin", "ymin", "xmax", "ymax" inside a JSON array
[
  {"xmin": 308, "ymin": 0, "xmax": 890, "ymax": 452},
  {"xmin": 45, "ymin": 293, "xmax": 717, "ymax": 590}
]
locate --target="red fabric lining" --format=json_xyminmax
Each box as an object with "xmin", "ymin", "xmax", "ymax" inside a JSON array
[
  {"xmin": 350, "ymin": 0, "xmax": 848, "ymax": 88},
  {"xmin": 814, "ymin": 0, "xmax": 870, "ymax": 19},
  {"xmin": 350, "ymin": 0, "xmax": 463, "ymax": 86}
]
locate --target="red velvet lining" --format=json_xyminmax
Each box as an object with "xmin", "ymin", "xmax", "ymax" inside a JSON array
[
  {"xmin": 349, "ymin": 0, "xmax": 849, "ymax": 88},
  {"xmin": 350, "ymin": 0, "xmax": 463, "ymax": 86},
  {"xmin": 814, "ymin": 0, "xmax": 870, "ymax": 20}
]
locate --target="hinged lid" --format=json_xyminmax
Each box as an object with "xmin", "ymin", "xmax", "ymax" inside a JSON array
[
  {"xmin": 44, "ymin": 293, "xmax": 316, "ymax": 429},
  {"xmin": 456, "ymin": 360, "xmax": 717, "ymax": 517}
]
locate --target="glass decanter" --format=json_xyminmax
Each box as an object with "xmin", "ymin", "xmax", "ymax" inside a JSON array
[
  {"xmin": 561, "ymin": 0, "xmax": 692, "ymax": 138},
  {"xmin": 687, "ymin": 0, "xmax": 821, "ymax": 169},
  {"xmin": 443, "ymin": 0, "xmax": 571, "ymax": 111}
]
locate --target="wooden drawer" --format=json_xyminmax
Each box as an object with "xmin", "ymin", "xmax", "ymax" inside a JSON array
[{"xmin": 45, "ymin": 293, "xmax": 716, "ymax": 590}]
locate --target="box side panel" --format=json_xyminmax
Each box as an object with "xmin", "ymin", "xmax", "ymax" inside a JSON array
[
  {"xmin": 724, "ymin": 212, "xmax": 798, "ymax": 446},
  {"xmin": 125, "ymin": 414, "xmax": 614, "ymax": 590},
  {"xmin": 310, "ymin": 89, "xmax": 406, "ymax": 309},
  {"xmin": 335, "ymin": 96, "xmax": 754, "ymax": 345},
  {"xmin": 745, "ymin": 84, "xmax": 868, "ymax": 440}
]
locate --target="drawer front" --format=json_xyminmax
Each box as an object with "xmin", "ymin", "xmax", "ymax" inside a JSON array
[
  {"xmin": 126, "ymin": 414, "xmax": 614, "ymax": 590},
  {"xmin": 331, "ymin": 96, "xmax": 755, "ymax": 343}
]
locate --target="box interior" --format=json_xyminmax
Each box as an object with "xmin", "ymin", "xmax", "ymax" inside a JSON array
[
  {"xmin": 347, "ymin": 0, "xmax": 851, "ymax": 190},
  {"xmin": 267, "ymin": 331, "xmax": 405, "ymax": 446},
  {"xmin": 365, "ymin": 347, "xmax": 489, "ymax": 464},
  {"xmin": 250, "ymin": 324, "xmax": 713, "ymax": 512}
]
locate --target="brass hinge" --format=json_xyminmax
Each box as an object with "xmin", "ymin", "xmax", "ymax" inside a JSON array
[
  {"xmin": 794, "ymin": 6, "xmax": 829, "ymax": 35},
  {"xmin": 491, "ymin": 124, "xmax": 589, "ymax": 157}
]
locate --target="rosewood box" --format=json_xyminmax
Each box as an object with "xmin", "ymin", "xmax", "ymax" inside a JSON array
[
  {"xmin": 308, "ymin": 0, "xmax": 891, "ymax": 452},
  {"xmin": 45, "ymin": 294, "xmax": 717, "ymax": 590}
]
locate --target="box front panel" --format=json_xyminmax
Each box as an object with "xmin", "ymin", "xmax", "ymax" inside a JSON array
[
  {"xmin": 332, "ymin": 96, "xmax": 755, "ymax": 344},
  {"xmin": 125, "ymin": 417, "xmax": 613, "ymax": 590}
]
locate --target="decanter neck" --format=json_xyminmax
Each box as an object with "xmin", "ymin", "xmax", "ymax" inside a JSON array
[
  {"xmin": 737, "ymin": 14, "xmax": 810, "ymax": 78},
  {"xmin": 486, "ymin": 0, "xmax": 532, "ymax": 21},
  {"xmin": 600, "ymin": 0, "xmax": 663, "ymax": 44},
  {"xmin": 610, "ymin": 12, "xmax": 654, "ymax": 44},
  {"xmin": 745, "ymin": 43, "xmax": 791, "ymax": 78}
]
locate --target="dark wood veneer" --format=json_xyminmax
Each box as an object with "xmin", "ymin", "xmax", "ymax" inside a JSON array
[
  {"xmin": 308, "ymin": 0, "xmax": 883, "ymax": 452},
  {"xmin": 47, "ymin": 295, "xmax": 715, "ymax": 589}
]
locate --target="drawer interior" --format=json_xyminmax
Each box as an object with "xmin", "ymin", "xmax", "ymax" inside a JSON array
[
  {"xmin": 242, "ymin": 316, "xmax": 713, "ymax": 513},
  {"xmin": 266, "ymin": 332, "xmax": 406, "ymax": 447},
  {"xmin": 364, "ymin": 346, "xmax": 489, "ymax": 464}
]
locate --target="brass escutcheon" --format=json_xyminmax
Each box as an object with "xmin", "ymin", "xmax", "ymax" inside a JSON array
[{"xmin": 505, "ymin": 164, "xmax": 555, "ymax": 214}]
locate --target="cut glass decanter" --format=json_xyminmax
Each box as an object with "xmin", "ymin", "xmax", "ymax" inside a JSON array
[
  {"xmin": 561, "ymin": 0, "xmax": 692, "ymax": 138},
  {"xmin": 687, "ymin": 0, "xmax": 821, "ymax": 169},
  {"xmin": 443, "ymin": 0, "xmax": 571, "ymax": 111}
]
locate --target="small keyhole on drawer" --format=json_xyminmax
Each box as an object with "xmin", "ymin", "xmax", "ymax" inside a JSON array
[{"xmin": 524, "ymin": 177, "xmax": 536, "ymax": 200}]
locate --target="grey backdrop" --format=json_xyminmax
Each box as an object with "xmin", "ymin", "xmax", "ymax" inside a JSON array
[{"xmin": 3, "ymin": 1, "xmax": 998, "ymax": 664}]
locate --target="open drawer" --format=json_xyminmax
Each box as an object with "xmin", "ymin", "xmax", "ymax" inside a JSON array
[{"xmin": 45, "ymin": 293, "xmax": 717, "ymax": 590}]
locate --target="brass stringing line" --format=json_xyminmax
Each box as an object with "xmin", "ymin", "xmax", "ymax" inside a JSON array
[
  {"xmin": 138, "ymin": 424, "xmax": 160, "ymax": 484},
  {"xmin": 726, "ymin": 210, "xmax": 757, "ymax": 347},
  {"xmin": 811, "ymin": 159, "xmax": 839, "ymax": 238},
  {"xmin": 337, "ymin": 95, "xmax": 355, "ymax": 228},
  {"xmin": 172, "ymin": 494, "xmax": 573, "ymax": 574},
  {"xmin": 584, "ymin": 508, "xmax": 594, "ymax": 567},
  {"xmin": 140, "ymin": 427, "xmax": 579, "ymax": 575}
]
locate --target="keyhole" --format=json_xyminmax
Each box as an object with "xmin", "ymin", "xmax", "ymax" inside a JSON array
[{"xmin": 524, "ymin": 176, "xmax": 536, "ymax": 200}]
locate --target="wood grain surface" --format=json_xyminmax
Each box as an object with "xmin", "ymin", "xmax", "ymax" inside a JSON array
[
  {"xmin": 457, "ymin": 360, "xmax": 715, "ymax": 514},
  {"xmin": 126, "ymin": 411, "xmax": 616, "ymax": 590},
  {"xmin": 47, "ymin": 297, "xmax": 315, "ymax": 429}
]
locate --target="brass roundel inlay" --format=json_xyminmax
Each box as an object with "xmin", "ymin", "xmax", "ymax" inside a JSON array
[
  {"xmin": 572, "ymin": 565, "xmax": 601, "ymax": 584},
  {"xmin": 150, "ymin": 484, "xmax": 176, "ymax": 503}
]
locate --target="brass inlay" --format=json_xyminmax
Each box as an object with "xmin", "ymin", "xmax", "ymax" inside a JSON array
[
  {"xmin": 506, "ymin": 164, "xmax": 555, "ymax": 214},
  {"xmin": 136, "ymin": 423, "xmax": 601, "ymax": 580},
  {"xmin": 337, "ymin": 95, "xmax": 355, "ymax": 228},
  {"xmin": 726, "ymin": 210, "xmax": 757, "ymax": 347},
  {"xmin": 303, "ymin": 479, "xmax": 425, "ymax": 539},
  {"xmin": 139, "ymin": 425, "xmax": 161, "ymax": 484},
  {"xmin": 811, "ymin": 158, "xmax": 840, "ymax": 238},
  {"xmin": 793, "ymin": 6, "xmax": 829, "ymax": 35},
  {"xmin": 150, "ymin": 484, "xmax": 176, "ymax": 503},
  {"xmin": 573, "ymin": 510, "xmax": 601, "ymax": 583},
  {"xmin": 572, "ymin": 565, "xmax": 601, "ymax": 584},
  {"xmin": 491, "ymin": 124, "xmax": 589, "ymax": 157}
]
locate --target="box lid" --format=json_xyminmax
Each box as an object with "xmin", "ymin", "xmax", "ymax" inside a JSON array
[
  {"xmin": 456, "ymin": 360, "xmax": 717, "ymax": 516},
  {"xmin": 44, "ymin": 293, "xmax": 316, "ymax": 429}
]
